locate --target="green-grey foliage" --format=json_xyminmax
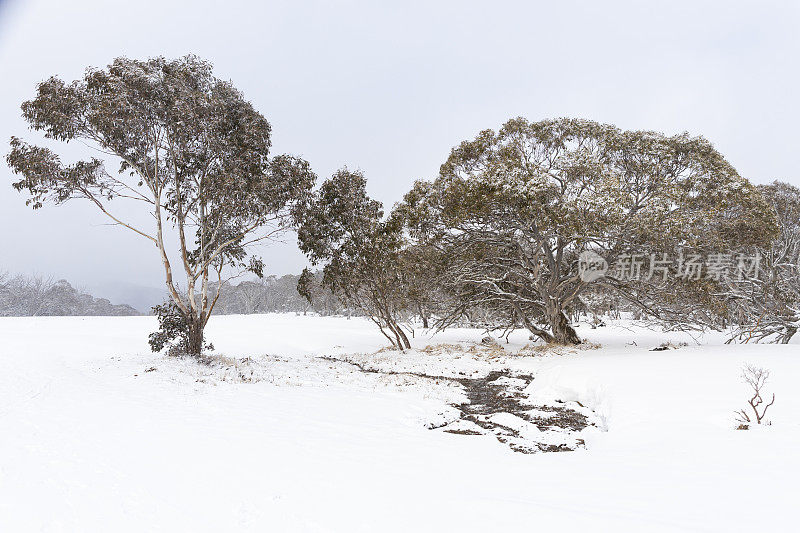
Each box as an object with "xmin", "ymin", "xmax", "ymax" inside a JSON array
[
  {"xmin": 7, "ymin": 55, "xmax": 315, "ymax": 354},
  {"xmin": 297, "ymin": 169, "xmax": 412, "ymax": 349},
  {"xmin": 400, "ymin": 117, "xmax": 777, "ymax": 343}
]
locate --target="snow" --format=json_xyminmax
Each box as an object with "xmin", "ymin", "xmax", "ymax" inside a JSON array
[{"xmin": 0, "ymin": 314, "xmax": 797, "ymax": 532}]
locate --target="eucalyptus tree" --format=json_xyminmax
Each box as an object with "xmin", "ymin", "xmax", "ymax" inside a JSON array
[
  {"xmin": 297, "ymin": 169, "xmax": 412, "ymax": 349},
  {"xmin": 726, "ymin": 181, "xmax": 800, "ymax": 343},
  {"xmin": 400, "ymin": 118, "xmax": 776, "ymax": 344},
  {"xmin": 7, "ymin": 56, "xmax": 315, "ymax": 354}
]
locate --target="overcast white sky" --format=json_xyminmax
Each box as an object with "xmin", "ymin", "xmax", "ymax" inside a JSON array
[{"xmin": 1, "ymin": 0, "xmax": 798, "ymax": 297}]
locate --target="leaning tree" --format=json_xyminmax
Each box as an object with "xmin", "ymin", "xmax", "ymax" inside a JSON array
[
  {"xmin": 7, "ymin": 56, "xmax": 315, "ymax": 355},
  {"xmin": 296, "ymin": 168, "xmax": 412, "ymax": 349},
  {"xmin": 400, "ymin": 118, "xmax": 776, "ymax": 344}
]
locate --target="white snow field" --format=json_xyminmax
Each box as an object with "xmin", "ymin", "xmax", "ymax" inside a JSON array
[{"xmin": 0, "ymin": 314, "xmax": 797, "ymax": 532}]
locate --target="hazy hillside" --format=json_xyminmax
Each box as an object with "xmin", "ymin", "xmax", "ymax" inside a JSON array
[
  {"xmin": 0, "ymin": 275, "xmax": 140, "ymax": 317},
  {"xmin": 87, "ymin": 281, "xmax": 167, "ymax": 314}
]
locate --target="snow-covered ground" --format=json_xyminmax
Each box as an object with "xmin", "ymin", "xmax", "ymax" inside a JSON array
[{"xmin": 0, "ymin": 314, "xmax": 797, "ymax": 532}]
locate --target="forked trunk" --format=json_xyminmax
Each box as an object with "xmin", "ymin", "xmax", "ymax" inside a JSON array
[
  {"xmin": 396, "ymin": 324, "xmax": 411, "ymax": 350},
  {"xmin": 387, "ymin": 319, "xmax": 411, "ymax": 350}
]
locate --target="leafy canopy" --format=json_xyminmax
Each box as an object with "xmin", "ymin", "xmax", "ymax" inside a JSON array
[
  {"xmin": 403, "ymin": 117, "xmax": 776, "ymax": 252},
  {"xmin": 8, "ymin": 55, "xmax": 314, "ymax": 274}
]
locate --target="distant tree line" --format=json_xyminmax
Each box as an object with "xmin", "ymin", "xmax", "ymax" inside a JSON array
[
  {"xmin": 0, "ymin": 274, "xmax": 140, "ymax": 317},
  {"xmin": 209, "ymin": 272, "xmax": 344, "ymax": 316},
  {"xmin": 0, "ymin": 270, "xmax": 350, "ymax": 318},
  {"xmin": 0, "ymin": 270, "xmax": 349, "ymax": 318}
]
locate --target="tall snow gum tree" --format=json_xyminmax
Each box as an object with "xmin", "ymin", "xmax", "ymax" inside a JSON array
[
  {"xmin": 400, "ymin": 118, "xmax": 776, "ymax": 344},
  {"xmin": 7, "ymin": 56, "xmax": 315, "ymax": 355}
]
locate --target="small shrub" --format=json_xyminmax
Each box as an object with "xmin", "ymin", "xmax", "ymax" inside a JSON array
[
  {"xmin": 149, "ymin": 302, "xmax": 213, "ymax": 356},
  {"xmin": 734, "ymin": 364, "xmax": 775, "ymax": 427}
]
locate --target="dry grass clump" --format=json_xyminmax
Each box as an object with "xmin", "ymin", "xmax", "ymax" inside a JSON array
[
  {"xmin": 190, "ymin": 354, "xmax": 274, "ymax": 383},
  {"xmin": 420, "ymin": 342, "xmax": 506, "ymax": 359},
  {"xmin": 517, "ymin": 341, "xmax": 601, "ymax": 356}
]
